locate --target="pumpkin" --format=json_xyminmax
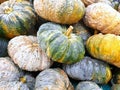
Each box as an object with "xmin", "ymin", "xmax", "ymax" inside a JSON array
[
  {"xmin": 0, "ymin": 57, "xmax": 35, "ymax": 90},
  {"xmin": 37, "ymin": 22, "xmax": 85, "ymax": 64},
  {"xmin": 84, "ymin": 2, "xmax": 120, "ymax": 35},
  {"xmin": 8, "ymin": 35, "xmax": 53, "ymax": 71},
  {"xmin": 63, "ymin": 56, "xmax": 112, "ymax": 84},
  {"xmin": 111, "ymin": 84, "xmax": 120, "ymax": 90},
  {"xmin": 86, "ymin": 33, "xmax": 120, "ymax": 67},
  {"xmin": 0, "ymin": 0, "xmax": 36, "ymax": 39},
  {"xmin": 35, "ymin": 68, "xmax": 74, "ymax": 90},
  {"xmin": 0, "ymin": 37, "xmax": 8, "ymax": 57},
  {"xmin": 34, "ymin": 0, "xmax": 85, "ymax": 24},
  {"xmin": 72, "ymin": 21, "xmax": 92, "ymax": 45},
  {"xmin": 75, "ymin": 81, "xmax": 102, "ymax": 90},
  {"xmin": 81, "ymin": 0, "xmax": 112, "ymax": 6}
]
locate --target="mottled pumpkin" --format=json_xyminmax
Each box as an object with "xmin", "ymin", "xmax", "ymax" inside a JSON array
[
  {"xmin": 35, "ymin": 68, "xmax": 74, "ymax": 90},
  {"xmin": 72, "ymin": 21, "xmax": 91, "ymax": 45},
  {"xmin": 86, "ymin": 33, "xmax": 120, "ymax": 67},
  {"xmin": 84, "ymin": 2, "xmax": 120, "ymax": 35},
  {"xmin": 34, "ymin": 0, "xmax": 85, "ymax": 24},
  {"xmin": 63, "ymin": 56, "xmax": 112, "ymax": 84},
  {"xmin": 0, "ymin": 0, "xmax": 36, "ymax": 38},
  {"xmin": 8, "ymin": 35, "xmax": 53, "ymax": 71},
  {"xmin": 75, "ymin": 81, "xmax": 102, "ymax": 90},
  {"xmin": 0, "ymin": 57, "xmax": 35, "ymax": 90},
  {"xmin": 0, "ymin": 37, "xmax": 8, "ymax": 57},
  {"xmin": 37, "ymin": 22, "xmax": 85, "ymax": 64}
]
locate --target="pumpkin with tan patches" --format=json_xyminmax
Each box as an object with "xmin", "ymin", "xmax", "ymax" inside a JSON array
[
  {"xmin": 0, "ymin": 0, "xmax": 36, "ymax": 38},
  {"xmin": 8, "ymin": 35, "xmax": 53, "ymax": 71},
  {"xmin": 0, "ymin": 57, "xmax": 35, "ymax": 90},
  {"xmin": 34, "ymin": 0, "xmax": 85, "ymax": 24},
  {"xmin": 35, "ymin": 68, "xmax": 74, "ymax": 90}
]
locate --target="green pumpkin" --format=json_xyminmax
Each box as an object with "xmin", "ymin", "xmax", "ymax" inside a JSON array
[
  {"xmin": 37, "ymin": 22, "xmax": 85, "ymax": 64},
  {"xmin": 0, "ymin": 38, "xmax": 8, "ymax": 57},
  {"xmin": 0, "ymin": 0, "xmax": 36, "ymax": 38},
  {"xmin": 63, "ymin": 56, "xmax": 112, "ymax": 84}
]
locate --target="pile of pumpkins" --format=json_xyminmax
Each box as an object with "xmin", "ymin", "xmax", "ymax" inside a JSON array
[{"xmin": 1, "ymin": 0, "xmax": 120, "ymax": 90}]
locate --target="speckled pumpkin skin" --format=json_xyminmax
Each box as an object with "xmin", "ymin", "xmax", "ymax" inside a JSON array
[
  {"xmin": 34, "ymin": 0, "xmax": 85, "ymax": 24},
  {"xmin": 37, "ymin": 22, "xmax": 85, "ymax": 64},
  {"xmin": 0, "ymin": 57, "xmax": 35, "ymax": 90},
  {"xmin": 0, "ymin": 0, "xmax": 36, "ymax": 38},
  {"xmin": 86, "ymin": 33, "xmax": 120, "ymax": 68},
  {"xmin": 63, "ymin": 56, "xmax": 112, "ymax": 84},
  {"xmin": 8, "ymin": 35, "xmax": 52, "ymax": 71},
  {"xmin": 75, "ymin": 81, "xmax": 102, "ymax": 90},
  {"xmin": 35, "ymin": 68, "xmax": 74, "ymax": 90},
  {"xmin": 84, "ymin": 2, "xmax": 120, "ymax": 35}
]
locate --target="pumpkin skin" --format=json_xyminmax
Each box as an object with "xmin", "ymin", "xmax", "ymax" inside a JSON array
[
  {"xmin": 8, "ymin": 35, "xmax": 53, "ymax": 71},
  {"xmin": 34, "ymin": 0, "xmax": 85, "ymax": 24},
  {"xmin": 0, "ymin": 0, "xmax": 36, "ymax": 39},
  {"xmin": 0, "ymin": 57, "xmax": 35, "ymax": 90},
  {"xmin": 75, "ymin": 81, "xmax": 102, "ymax": 90},
  {"xmin": 0, "ymin": 38, "xmax": 8, "ymax": 57},
  {"xmin": 37, "ymin": 22, "xmax": 85, "ymax": 64},
  {"xmin": 86, "ymin": 33, "xmax": 120, "ymax": 68},
  {"xmin": 63, "ymin": 56, "xmax": 112, "ymax": 84},
  {"xmin": 35, "ymin": 68, "xmax": 74, "ymax": 90},
  {"xmin": 84, "ymin": 2, "xmax": 120, "ymax": 35},
  {"xmin": 72, "ymin": 21, "xmax": 91, "ymax": 45}
]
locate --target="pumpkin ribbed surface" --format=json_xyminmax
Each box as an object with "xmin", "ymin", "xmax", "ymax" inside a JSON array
[
  {"xmin": 8, "ymin": 35, "xmax": 52, "ymax": 71},
  {"xmin": 34, "ymin": 0, "xmax": 85, "ymax": 24},
  {"xmin": 35, "ymin": 68, "xmax": 74, "ymax": 90},
  {"xmin": 84, "ymin": 2, "xmax": 120, "ymax": 35},
  {"xmin": 37, "ymin": 22, "xmax": 85, "ymax": 64},
  {"xmin": 86, "ymin": 33, "xmax": 120, "ymax": 67},
  {"xmin": 0, "ymin": 57, "xmax": 35, "ymax": 90},
  {"xmin": 0, "ymin": 0, "xmax": 36, "ymax": 38},
  {"xmin": 63, "ymin": 56, "xmax": 112, "ymax": 84}
]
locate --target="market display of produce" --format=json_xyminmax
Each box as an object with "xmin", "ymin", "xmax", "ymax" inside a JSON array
[{"xmin": 0, "ymin": 0, "xmax": 120, "ymax": 90}]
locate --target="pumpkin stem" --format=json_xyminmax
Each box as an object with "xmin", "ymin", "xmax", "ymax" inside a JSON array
[
  {"xmin": 4, "ymin": 6, "xmax": 13, "ymax": 14},
  {"xmin": 94, "ymin": 30, "xmax": 99, "ymax": 34},
  {"xmin": 65, "ymin": 26, "xmax": 73, "ymax": 37},
  {"xmin": 20, "ymin": 77, "xmax": 26, "ymax": 83}
]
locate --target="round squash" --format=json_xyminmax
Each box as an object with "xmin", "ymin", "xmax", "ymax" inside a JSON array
[
  {"xmin": 37, "ymin": 22, "xmax": 85, "ymax": 64},
  {"xmin": 63, "ymin": 56, "xmax": 112, "ymax": 84},
  {"xmin": 0, "ymin": 0, "xmax": 36, "ymax": 38},
  {"xmin": 8, "ymin": 35, "xmax": 53, "ymax": 71},
  {"xmin": 35, "ymin": 68, "xmax": 74, "ymax": 90},
  {"xmin": 0, "ymin": 38, "xmax": 8, "ymax": 57},
  {"xmin": 0, "ymin": 57, "xmax": 35, "ymax": 90},
  {"xmin": 75, "ymin": 81, "xmax": 102, "ymax": 90},
  {"xmin": 84, "ymin": 2, "xmax": 120, "ymax": 35},
  {"xmin": 34, "ymin": 0, "xmax": 85, "ymax": 24},
  {"xmin": 86, "ymin": 33, "xmax": 120, "ymax": 68}
]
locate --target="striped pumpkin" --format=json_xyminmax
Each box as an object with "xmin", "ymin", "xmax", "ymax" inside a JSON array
[
  {"xmin": 37, "ymin": 22, "xmax": 85, "ymax": 64},
  {"xmin": 34, "ymin": 0, "xmax": 85, "ymax": 24},
  {"xmin": 0, "ymin": 0, "xmax": 36, "ymax": 38}
]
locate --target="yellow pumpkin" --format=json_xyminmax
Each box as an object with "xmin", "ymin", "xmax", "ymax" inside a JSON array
[{"xmin": 86, "ymin": 33, "xmax": 120, "ymax": 68}]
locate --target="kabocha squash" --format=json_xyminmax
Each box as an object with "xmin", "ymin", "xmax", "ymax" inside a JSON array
[
  {"xmin": 8, "ymin": 35, "xmax": 52, "ymax": 71},
  {"xmin": 75, "ymin": 81, "xmax": 102, "ymax": 90},
  {"xmin": 84, "ymin": 2, "xmax": 120, "ymax": 35},
  {"xmin": 34, "ymin": 0, "xmax": 85, "ymax": 24},
  {"xmin": 0, "ymin": 37, "xmax": 8, "ymax": 57},
  {"xmin": 63, "ymin": 56, "xmax": 112, "ymax": 84},
  {"xmin": 37, "ymin": 22, "xmax": 85, "ymax": 64},
  {"xmin": 0, "ymin": 57, "xmax": 35, "ymax": 90},
  {"xmin": 0, "ymin": 0, "xmax": 36, "ymax": 39},
  {"xmin": 35, "ymin": 68, "xmax": 74, "ymax": 90},
  {"xmin": 72, "ymin": 21, "xmax": 91, "ymax": 45},
  {"xmin": 86, "ymin": 33, "xmax": 120, "ymax": 68}
]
